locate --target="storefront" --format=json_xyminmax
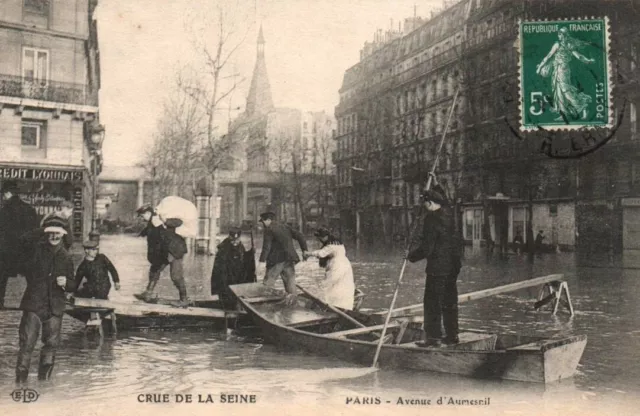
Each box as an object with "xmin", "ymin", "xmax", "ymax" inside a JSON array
[{"xmin": 0, "ymin": 164, "xmax": 91, "ymax": 242}]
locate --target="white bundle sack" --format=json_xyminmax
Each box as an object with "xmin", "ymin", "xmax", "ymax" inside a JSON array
[{"xmin": 155, "ymin": 196, "xmax": 198, "ymax": 238}]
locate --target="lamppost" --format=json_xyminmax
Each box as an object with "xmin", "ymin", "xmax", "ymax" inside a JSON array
[{"xmin": 89, "ymin": 120, "xmax": 105, "ymax": 242}]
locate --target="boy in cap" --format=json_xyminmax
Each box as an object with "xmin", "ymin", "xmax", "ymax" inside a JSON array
[
  {"xmin": 406, "ymin": 173, "xmax": 462, "ymax": 347},
  {"xmin": 258, "ymin": 211, "xmax": 308, "ymax": 305},
  {"xmin": 0, "ymin": 180, "xmax": 38, "ymax": 309},
  {"xmin": 15, "ymin": 216, "xmax": 76, "ymax": 382},
  {"xmin": 75, "ymin": 240, "xmax": 120, "ymax": 300}
]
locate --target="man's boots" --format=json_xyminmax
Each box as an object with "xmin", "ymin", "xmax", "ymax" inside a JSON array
[
  {"xmin": 37, "ymin": 364, "xmax": 54, "ymax": 381},
  {"xmin": 138, "ymin": 279, "xmax": 159, "ymax": 303},
  {"xmin": 15, "ymin": 369, "xmax": 28, "ymax": 384},
  {"xmin": 176, "ymin": 285, "xmax": 191, "ymax": 308}
]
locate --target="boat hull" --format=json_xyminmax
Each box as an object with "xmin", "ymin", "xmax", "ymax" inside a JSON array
[{"xmin": 232, "ymin": 283, "xmax": 587, "ymax": 383}]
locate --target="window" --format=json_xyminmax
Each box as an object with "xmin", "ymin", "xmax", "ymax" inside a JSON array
[
  {"xmin": 22, "ymin": 47, "xmax": 49, "ymax": 85},
  {"xmin": 24, "ymin": 0, "xmax": 49, "ymax": 14},
  {"xmin": 511, "ymin": 207, "xmax": 530, "ymax": 243},
  {"xmin": 21, "ymin": 121, "xmax": 43, "ymax": 147},
  {"xmin": 464, "ymin": 208, "xmax": 483, "ymax": 240}
]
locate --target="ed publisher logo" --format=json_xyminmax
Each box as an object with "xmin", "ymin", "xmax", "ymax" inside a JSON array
[{"xmin": 10, "ymin": 388, "xmax": 39, "ymax": 403}]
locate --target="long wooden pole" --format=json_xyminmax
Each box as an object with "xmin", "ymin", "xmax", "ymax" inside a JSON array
[{"xmin": 372, "ymin": 87, "xmax": 461, "ymax": 368}]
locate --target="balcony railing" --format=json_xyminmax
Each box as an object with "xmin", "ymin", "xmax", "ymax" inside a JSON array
[{"xmin": 0, "ymin": 74, "xmax": 98, "ymax": 107}]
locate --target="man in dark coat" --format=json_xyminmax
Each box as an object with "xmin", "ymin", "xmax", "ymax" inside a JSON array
[
  {"xmin": 259, "ymin": 212, "xmax": 308, "ymax": 304},
  {"xmin": 135, "ymin": 205, "xmax": 190, "ymax": 306},
  {"xmin": 136, "ymin": 204, "xmax": 168, "ymax": 302},
  {"xmin": 407, "ymin": 176, "xmax": 462, "ymax": 347},
  {"xmin": 15, "ymin": 216, "xmax": 76, "ymax": 383},
  {"xmin": 211, "ymin": 227, "xmax": 255, "ymax": 309},
  {"xmin": 0, "ymin": 180, "xmax": 39, "ymax": 308}
]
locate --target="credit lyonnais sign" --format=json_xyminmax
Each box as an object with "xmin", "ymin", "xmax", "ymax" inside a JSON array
[{"xmin": 0, "ymin": 166, "xmax": 83, "ymax": 182}]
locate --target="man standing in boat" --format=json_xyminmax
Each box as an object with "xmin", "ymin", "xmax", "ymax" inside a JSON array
[
  {"xmin": 407, "ymin": 173, "xmax": 462, "ymax": 347},
  {"xmin": 259, "ymin": 211, "xmax": 308, "ymax": 305}
]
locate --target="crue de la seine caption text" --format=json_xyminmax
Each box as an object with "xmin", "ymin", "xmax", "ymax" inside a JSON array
[{"xmin": 137, "ymin": 393, "xmax": 257, "ymax": 404}]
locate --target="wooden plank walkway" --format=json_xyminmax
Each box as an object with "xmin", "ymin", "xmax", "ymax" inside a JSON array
[{"xmin": 68, "ymin": 298, "xmax": 244, "ymax": 319}]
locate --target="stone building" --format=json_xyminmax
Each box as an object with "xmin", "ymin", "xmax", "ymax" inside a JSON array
[
  {"xmin": 222, "ymin": 26, "xmax": 336, "ymax": 231},
  {"xmin": 334, "ymin": 0, "xmax": 640, "ymax": 261},
  {"xmin": 0, "ymin": 0, "xmax": 103, "ymax": 243}
]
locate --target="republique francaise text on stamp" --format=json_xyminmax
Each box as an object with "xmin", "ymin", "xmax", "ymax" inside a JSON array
[{"xmin": 518, "ymin": 17, "xmax": 612, "ymax": 131}]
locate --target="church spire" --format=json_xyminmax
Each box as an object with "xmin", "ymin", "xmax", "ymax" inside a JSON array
[{"xmin": 246, "ymin": 24, "xmax": 274, "ymax": 116}]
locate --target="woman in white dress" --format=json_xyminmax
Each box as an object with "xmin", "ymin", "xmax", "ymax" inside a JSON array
[{"xmin": 305, "ymin": 227, "xmax": 355, "ymax": 310}]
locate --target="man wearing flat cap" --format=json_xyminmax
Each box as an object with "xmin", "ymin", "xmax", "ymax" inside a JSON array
[
  {"xmin": 40, "ymin": 200, "xmax": 74, "ymax": 250},
  {"xmin": 406, "ymin": 173, "xmax": 462, "ymax": 347},
  {"xmin": 15, "ymin": 216, "xmax": 76, "ymax": 382},
  {"xmin": 0, "ymin": 180, "xmax": 38, "ymax": 309},
  {"xmin": 258, "ymin": 211, "xmax": 308, "ymax": 304}
]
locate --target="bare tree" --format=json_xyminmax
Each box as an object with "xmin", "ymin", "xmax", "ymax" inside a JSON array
[{"xmin": 174, "ymin": 5, "xmax": 251, "ymax": 253}]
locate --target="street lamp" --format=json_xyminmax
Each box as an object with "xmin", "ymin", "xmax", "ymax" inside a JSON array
[{"xmin": 89, "ymin": 120, "xmax": 105, "ymax": 242}]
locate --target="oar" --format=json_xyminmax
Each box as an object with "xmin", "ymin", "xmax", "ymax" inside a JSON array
[
  {"xmin": 372, "ymin": 87, "xmax": 461, "ymax": 368},
  {"xmin": 296, "ymin": 284, "xmax": 366, "ymax": 328}
]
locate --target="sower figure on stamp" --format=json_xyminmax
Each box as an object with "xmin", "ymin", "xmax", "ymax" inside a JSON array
[
  {"xmin": 210, "ymin": 227, "xmax": 255, "ymax": 310},
  {"xmin": 75, "ymin": 240, "xmax": 120, "ymax": 300},
  {"xmin": 15, "ymin": 216, "xmax": 76, "ymax": 383},
  {"xmin": 0, "ymin": 180, "xmax": 39, "ymax": 309},
  {"xmin": 406, "ymin": 173, "xmax": 462, "ymax": 348},
  {"xmin": 259, "ymin": 211, "xmax": 308, "ymax": 306}
]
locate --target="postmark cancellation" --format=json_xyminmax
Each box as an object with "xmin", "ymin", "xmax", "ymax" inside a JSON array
[{"xmin": 518, "ymin": 17, "xmax": 612, "ymax": 132}]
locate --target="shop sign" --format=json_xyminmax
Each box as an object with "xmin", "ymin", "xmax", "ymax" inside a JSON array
[{"xmin": 0, "ymin": 167, "xmax": 83, "ymax": 182}]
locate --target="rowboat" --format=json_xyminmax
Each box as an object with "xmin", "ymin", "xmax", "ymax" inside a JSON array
[
  {"xmin": 230, "ymin": 282, "xmax": 587, "ymax": 383},
  {"xmin": 64, "ymin": 296, "xmax": 248, "ymax": 332}
]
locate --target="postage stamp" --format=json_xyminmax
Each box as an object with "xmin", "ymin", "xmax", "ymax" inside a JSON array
[{"xmin": 518, "ymin": 17, "xmax": 612, "ymax": 131}]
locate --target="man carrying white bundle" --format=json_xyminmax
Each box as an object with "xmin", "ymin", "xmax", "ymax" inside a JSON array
[{"xmin": 135, "ymin": 196, "xmax": 197, "ymax": 307}]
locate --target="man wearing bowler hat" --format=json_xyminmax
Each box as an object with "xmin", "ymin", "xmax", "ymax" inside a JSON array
[
  {"xmin": 258, "ymin": 211, "xmax": 308, "ymax": 305},
  {"xmin": 0, "ymin": 180, "xmax": 38, "ymax": 309},
  {"xmin": 406, "ymin": 173, "xmax": 462, "ymax": 347}
]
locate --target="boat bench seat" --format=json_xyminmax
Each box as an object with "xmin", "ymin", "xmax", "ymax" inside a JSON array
[
  {"xmin": 441, "ymin": 332, "xmax": 497, "ymax": 351},
  {"xmin": 507, "ymin": 340, "xmax": 547, "ymax": 351},
  {"xmin": 326, "ymin": 322, "xmax": 401, "ymax": 338},
  {"xmin": 289, "ymin": 316, "xmax": 338, "ymax": 328}
]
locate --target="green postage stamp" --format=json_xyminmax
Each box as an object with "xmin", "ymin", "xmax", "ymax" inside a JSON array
[{"xmin": 519, "ymin": 18, "xmax": 612, "ymax": 131}]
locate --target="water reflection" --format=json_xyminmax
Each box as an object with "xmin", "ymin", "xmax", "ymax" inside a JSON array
[{"xmin": 0, "ymin": 234, "xmax": 638, "ymax": 415}]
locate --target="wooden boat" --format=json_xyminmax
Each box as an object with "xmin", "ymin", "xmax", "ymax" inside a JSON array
[
  {"xmin": 230, "ymin": 282, "xmax": 587, "ymax": 384},
  {"xmin": 65, "ymin": 296, "xmax": 248, "ymax": 332}
]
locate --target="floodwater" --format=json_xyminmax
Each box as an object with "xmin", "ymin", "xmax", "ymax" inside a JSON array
[{"xmin": 1, "ymin": 234, "xmax": 639, "ymax": 416}]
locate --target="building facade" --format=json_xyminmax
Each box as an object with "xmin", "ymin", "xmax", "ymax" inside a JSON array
[
  {"xmin": 221, "ymin": 27, "xmax": 336, "ymax": 231},
  {"xmin": 0, "ymin": 0, "xmax": 102, "ymax": 242},
  {"xmin": 335, "ymin": 0, "xmax": 640, "ymax": 260}
]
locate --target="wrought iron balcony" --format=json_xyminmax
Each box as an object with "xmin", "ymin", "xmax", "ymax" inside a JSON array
[{"xmin": 0, "ymin": 74, "xmax": 98, "ymax": 107}]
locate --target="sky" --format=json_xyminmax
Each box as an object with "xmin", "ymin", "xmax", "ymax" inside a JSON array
[{"xmin": 96, "ymin": 0, "xmax": 443, "ymax": 167}]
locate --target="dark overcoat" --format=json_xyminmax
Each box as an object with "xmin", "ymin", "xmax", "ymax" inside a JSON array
[
  {"xmin": 18, "ymin": 229, "xmax": 76, "ymax": 317},
  {"xmin": 0, "ymin": 195, "xmax": 38, "ymax": 275},
  {"xmin": 140, "ymin": 220, "xmax": 168, "ymax": 270},
  {"xmin": 259, "ymin": 223, "xmax": 308, "ymax": 267},
  {"xmin": 210, "ymin": 238, "xmax": 255, "ymax": 296},
  {"xmin": 407, "ymin": 207, "xmax": 462, "ymax": 277}
]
